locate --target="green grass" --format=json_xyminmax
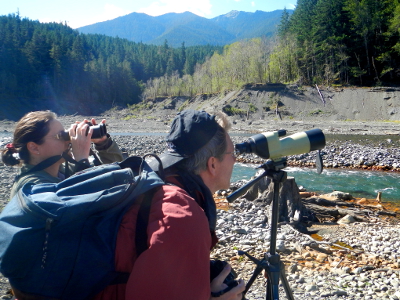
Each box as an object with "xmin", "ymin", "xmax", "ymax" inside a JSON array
[
  {"xmin": 309, "ymin": 109, "xmax": 323, "ymax": 115},
  {"xmin": 127, "ymin": 101, "xmax": 154, "ymax": 112},
  {"xmin": 122, "ymin": 115, "xmax": 138, "ymax": 120},
  {"xmin": 178, "ymin": 99, "xmax": 190, "ymax": 112},
  {"xmin": 223, "ymin": 106, "xmax": 247, "ymax": 116},
  {"xmin": 382, "ymin": 120, "xmax": 400, "ymax": 123},
  {"xmin": 248, "ymin": 103, "xmax": 258, "ymax": 113}
]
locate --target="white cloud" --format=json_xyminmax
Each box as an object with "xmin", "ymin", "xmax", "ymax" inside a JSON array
[
  {"xmin": 137, "ymin": 0, "xmax": 212, "ymax": 17},
  {"xmin": 103, "ymin": 4, "xmax": 129, "ymax": 19},
  {"xmin": 251, "ymin": 2, "xmax": 255, "ymax": 7},
  {"xmin": 287, "ymin": 3, "xmax": 296, "ymax": 9}
]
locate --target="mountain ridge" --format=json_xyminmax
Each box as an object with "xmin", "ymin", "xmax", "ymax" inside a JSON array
[{"xmin": 77, "ymin": 9, "xmax": 290, "ymax": 47}]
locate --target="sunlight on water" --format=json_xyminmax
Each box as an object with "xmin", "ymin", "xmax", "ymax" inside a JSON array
[{"xmin": 232, "ymin": 163, "xmax": 400, "ymax": 204}]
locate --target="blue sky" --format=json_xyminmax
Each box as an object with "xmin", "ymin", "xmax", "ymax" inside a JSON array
[{"xmin": 1, "ymin": 0, "xmax": 297, "ymax": 29}]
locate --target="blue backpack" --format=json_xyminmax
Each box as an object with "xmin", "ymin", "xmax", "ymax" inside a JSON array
[{"xmin": 0, "ymin": 155, "xmax": 165, "ymax": 300}]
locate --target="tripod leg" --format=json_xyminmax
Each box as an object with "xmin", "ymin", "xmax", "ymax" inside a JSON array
[
  {"xmin": 243, "ymin": 265, "xmax": 264, "ymax": 298},
  {"xmin": 265, "ymin": 280, "xmax": 280, "ymax": 300},
  {"xmin": 265, "ymin": 268, "xmax": 273, "ymax": 300},
  {"xmin": 279, "ymin": 263, "xmax": 295, "ymax": 300},
  {"xmin": 265, "ymin": 270, "xmax": 295, "ymax": 300},
  {"xmin": 264, "ymin": 263, "xmax": 281, "ymax": 300},
  {"xmin": 270, "ymin": 278, "xmax": 280, "ymax": 300}
]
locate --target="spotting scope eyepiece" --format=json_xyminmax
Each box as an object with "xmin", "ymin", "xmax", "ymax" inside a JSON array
[{"xmin": 235, "ymin": 128, "xmax": 325, "ymax": 160}]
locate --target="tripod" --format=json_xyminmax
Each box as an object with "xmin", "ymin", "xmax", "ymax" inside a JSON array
[{"xmin": 227, "ymin": 158, "xmax": 295, "ymax": 300}]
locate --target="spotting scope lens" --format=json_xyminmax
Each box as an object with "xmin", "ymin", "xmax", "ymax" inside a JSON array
[{"xmin": 235, "ymin": 128, "xmax": 325, "ymax": 160}]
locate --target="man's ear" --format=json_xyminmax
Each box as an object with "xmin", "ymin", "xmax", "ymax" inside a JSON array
[
  {"xmin": 206, "ymin": 156, "xmax": 218, "ymax": 177},
  {"xmin": 27, "ymin": 141, "xmax": 40, "ymax": 155}
]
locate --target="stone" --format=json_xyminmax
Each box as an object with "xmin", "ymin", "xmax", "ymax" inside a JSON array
[
  {"xmin": 337, "ymin": 214, "xmax": 356, "ymax": 224},
  {"xmin": 287, "ymin": 264, "xmax": 297, "ymax": 274},
  {"xmin": 315, "ymin": 253, "xmax": 328, "ymax": 263},
  {"xmin": 232, "ymin": 228, "xmax": 247, "ymax": 234},
  {"xmin": 305, "ymin": 285, "xmax": 318, "ymax": 292},
  {"xmin": 328, "ymin": 191, "xmax": 353, "ymax": 200},
  {"xmin": 332, "ymin": 290, "xmax": 348, "ymax": 296}
]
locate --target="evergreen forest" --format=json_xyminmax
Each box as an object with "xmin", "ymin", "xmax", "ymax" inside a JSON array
[
  {"xmin": 1, "ymin": 0, "xmax": 400, "ymax": 118},
  {"xmin": 143, "ymin": 0, "xmax": 400, "ymax": 99},
  {"xmin": 0, "ymin": 14, "xmax": 222, "ymax": 118}
]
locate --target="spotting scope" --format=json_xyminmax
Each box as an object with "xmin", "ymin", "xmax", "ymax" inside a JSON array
[{"xmin": 235, "ymin": 128, "xmax": 325, "ymax": 160}]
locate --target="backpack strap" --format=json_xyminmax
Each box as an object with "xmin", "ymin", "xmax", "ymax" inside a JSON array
[
  {"xmin": 143, "ymin": 153, "xmax": 165, "ymax": 181},
  {"xmin": 109, "ymin": 186, "xmax": 160, "ymax": 286},
  {"xmin": 15, "ymin": 150, "xmax": 92, "ymax": 181},
  {"xmin": 135, "ymin": 186, "xmax": 159, "ymax": 257},
  {"xmin": 14, "ymin": 155, "xmax": 63, "ymax": 182},
  {"xmin": 61, "ymin": 143, "xmax": 102, "ymax": 177},
  {"xmin": 109, "ymin": 273, "xmax": 130, "ymax": 286},
  {"xmin": 28, "ymin": 155, "xmax": 63, "ymax": 173}
]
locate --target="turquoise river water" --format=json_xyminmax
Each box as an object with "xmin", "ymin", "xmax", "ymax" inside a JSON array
[{"xmin": 231, "ymin": 163, "xmax": 400, "ymax": 204}]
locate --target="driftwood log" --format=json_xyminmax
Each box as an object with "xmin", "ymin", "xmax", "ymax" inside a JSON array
[
  {"xmin": 242, "ymin": 175, "xmax": 316, "ymax": 223},
  {"xmin": 238, "ymin": 173, "xmax": 398, "ymax": 225},
  {"xmin": 315, "ymin": 84, "xmax": 326, "ymax": 106}
]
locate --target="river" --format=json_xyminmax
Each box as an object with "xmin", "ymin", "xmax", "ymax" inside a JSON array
[{"xmin": 232, "ymin": 163, "xmax": 400, "ymax": 203}]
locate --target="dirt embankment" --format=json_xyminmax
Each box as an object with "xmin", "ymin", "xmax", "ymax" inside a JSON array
[
  {"xmin": 0, "ymin": 85, "xmax": 400, "ymax": 135},
  {"xmin": 99, "ymin": 84, "xmax": 400, "ymax": 136}
]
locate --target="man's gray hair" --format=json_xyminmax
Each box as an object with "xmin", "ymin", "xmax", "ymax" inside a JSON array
[{"xmin": 179, "ymin": 111, "xmax": 231, "ymax": 174}]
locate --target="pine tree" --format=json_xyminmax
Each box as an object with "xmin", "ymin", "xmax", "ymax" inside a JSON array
[{"xmin": 277, "ymin": 8, "xmax": 291, "ymax": 38}]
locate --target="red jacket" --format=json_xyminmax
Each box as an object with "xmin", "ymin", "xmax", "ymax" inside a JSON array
[{"xmin": 92, "ymin": 180, "xmax": 215, "ymax": 300}]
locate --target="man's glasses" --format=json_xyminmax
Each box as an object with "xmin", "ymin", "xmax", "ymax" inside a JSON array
[{"xmin": 225, "ymin": 150, "xmax": 238, "ymax": 159}]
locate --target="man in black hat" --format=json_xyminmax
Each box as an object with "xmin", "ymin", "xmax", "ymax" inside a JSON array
[{"xmin": 94, "ymin": 110, "xmax": 245, "ymax": 300}]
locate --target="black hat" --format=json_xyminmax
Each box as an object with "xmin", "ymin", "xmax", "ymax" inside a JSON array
[{"xmin": 158, "ymin": 110, "xmax": 220, "ymax": 169}]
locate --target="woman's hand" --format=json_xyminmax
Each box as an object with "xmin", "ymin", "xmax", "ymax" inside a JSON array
[
  {"xmin": 89, "ymin": 118, "xmax": 108, "ymax": 145},
  {"xmin": 210, "ymin": 263, "xmax": 245, "ymax": 300},
  {"xmin": 68, "ymin": 120, "xmax": 93, "ymax": 162}
]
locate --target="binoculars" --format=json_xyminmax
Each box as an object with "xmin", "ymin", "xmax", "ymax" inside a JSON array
[{"xmin": 57, "ymin": 123, "xmax": 107, "ymax": 141}]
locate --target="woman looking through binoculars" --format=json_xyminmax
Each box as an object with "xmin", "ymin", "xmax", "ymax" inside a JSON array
[{"xmin": 1, "ymin": 110, "xmax": 123, "ymax": 199}]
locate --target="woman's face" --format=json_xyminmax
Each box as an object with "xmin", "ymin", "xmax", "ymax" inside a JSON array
[{"xmin": 33, "ymin": 119, "xmax": 70, "ymax": 163}]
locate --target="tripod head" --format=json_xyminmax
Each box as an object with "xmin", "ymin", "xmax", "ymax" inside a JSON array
[{"xmin": 227, "ymin": 158, "xmax": 288, "ymax": 203}]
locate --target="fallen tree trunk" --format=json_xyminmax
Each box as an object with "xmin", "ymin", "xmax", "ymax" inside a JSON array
[
  {"xmin": 257, "ymin": 176, "xmax": 316, "ymax": 223},
  {"xmin": 315, "ymin": 84, "xmax": 326, "ymax": 106}
]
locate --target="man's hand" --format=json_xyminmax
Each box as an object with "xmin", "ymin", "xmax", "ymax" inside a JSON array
[{"xmin": 210, "ymin": 263, "xmax": 245, "ymax": 300}]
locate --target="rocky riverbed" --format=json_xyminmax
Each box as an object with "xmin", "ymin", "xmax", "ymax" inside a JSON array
[
  {"xmin": 213, "ymin": 197, "xmax": 400, "ymax": 300},
  {"xmin": 1, "ymin": 115, "xmax": 400, "ymax": 299}
]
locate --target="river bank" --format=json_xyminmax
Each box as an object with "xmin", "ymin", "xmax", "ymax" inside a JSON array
[{"xmin": 1, "ymin": 115, "xmax": 400, "ymax": 299}]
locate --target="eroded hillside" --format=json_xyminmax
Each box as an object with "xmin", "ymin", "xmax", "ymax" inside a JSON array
[{"xmin": 133, "ymin": 85, "xmax": 400, "ymax": 124}]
